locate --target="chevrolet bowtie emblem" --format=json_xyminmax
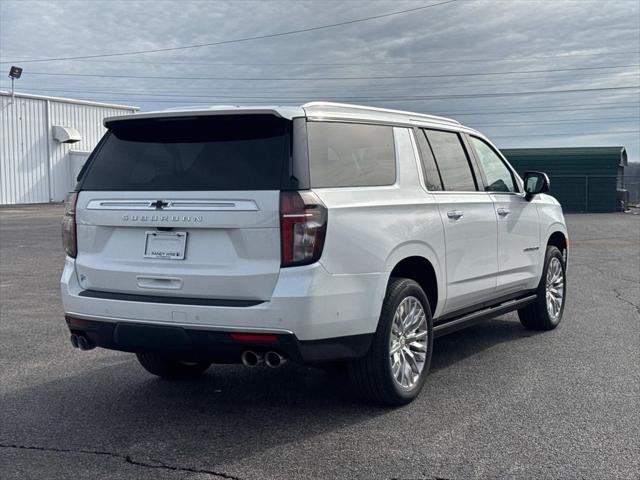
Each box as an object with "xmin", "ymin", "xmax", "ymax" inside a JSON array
[{"xmin": 150, "ymin": 200, "xmax": 169, "ymax": 210}]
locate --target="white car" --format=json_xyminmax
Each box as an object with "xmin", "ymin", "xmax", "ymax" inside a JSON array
[{"xmin": 61, "ymin": 102, "xmax": 568, "ymax": 405}]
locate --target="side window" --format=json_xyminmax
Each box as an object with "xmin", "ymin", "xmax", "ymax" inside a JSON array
[
  {"xmin": 307, "ymin": 122, "xmax": 396, "ymax": 188},
  {"xmin": 414, "ymin": 129, "xmax": 443, "ymax": 191},
  {"xmin": 424, "ymin": 129, "xmax": 477, "ymax": 191},
  {"xmin": 469, "ymin": 137, "xmax": 516, "ymax": 193}
]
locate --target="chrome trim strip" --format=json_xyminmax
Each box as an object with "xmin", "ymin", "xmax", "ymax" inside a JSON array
[
  {"xmin": 65, "ymin": 311, "xmax": 295, "ymax": 335},
  {"xmin": 85, "ymin": 199, "xmax": 259, "ymax": 211}
]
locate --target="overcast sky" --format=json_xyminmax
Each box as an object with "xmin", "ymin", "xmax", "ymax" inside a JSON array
[{"xmin": 1, "ymin": 0, "xmax": 638, "ymax": 162}]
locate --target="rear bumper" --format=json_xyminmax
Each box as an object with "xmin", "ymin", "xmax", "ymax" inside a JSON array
[
  {"xmin": 61, "ymin": 256, "xmax": 385, "ymax": 357},
  {"xmin": 65, "ymin": 315, "xmax": 373, "ymax": 363}
]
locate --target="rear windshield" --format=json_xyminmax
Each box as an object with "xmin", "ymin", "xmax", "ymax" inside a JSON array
[{"xmin": 80, "ymin": 115, "xmax": 290, "ymax": 191}]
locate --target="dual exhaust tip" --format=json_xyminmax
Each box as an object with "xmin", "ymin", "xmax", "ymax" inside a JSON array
[
  {"xmin": 70, "ymin": 334, "xmax": 285, "ymax": 368},
  {"xmin": 241, "ymin": 350, "xmax": 287, "ymax": 368},
  {"xmin": 69, "ymin": 333, "xmax": 96, "ymax": 351}
]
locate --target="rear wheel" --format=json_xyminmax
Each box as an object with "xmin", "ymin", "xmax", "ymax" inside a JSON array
[
  {"xmin": 136, "ymin": 353, "xmax": 211, "ymax": 379},
  {"xmin": 518, "ymin": 245, "xmax": 566, "ymax": 330},
  {"xmin": 349, "ymin": 278, "xmax": 433, "ymax": 406}
]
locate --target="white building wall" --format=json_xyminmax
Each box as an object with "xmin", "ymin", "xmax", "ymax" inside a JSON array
[
  {"xmin": 1, "ymin": 92, "xmax": 137, "ymax": 205},
  {"xmin": 1, "ymin": 94, "xmax": 50, "ymax": 204}
]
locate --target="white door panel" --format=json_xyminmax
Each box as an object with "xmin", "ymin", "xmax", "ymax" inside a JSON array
[
  {"xmin": 491, "ymin": 193, "xmax": 541, "ymax": 294},
  {"xmin": 435, "ymin": 193, "xmax": 498, "ymax": 312}
]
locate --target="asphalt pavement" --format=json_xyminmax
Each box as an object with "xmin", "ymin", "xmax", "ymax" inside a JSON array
[{"xmin": 1, "ymin": 205, "xmax": 638, "ymax": 479}]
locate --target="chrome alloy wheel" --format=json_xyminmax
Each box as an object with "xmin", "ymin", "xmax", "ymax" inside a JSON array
[
  {"xmin": 545, "ymin": 257, "xmax": 565, "ymax": 322},
  {"xmin": 389, "ymin": 296, "xmax": 429, "ymax": 389}
]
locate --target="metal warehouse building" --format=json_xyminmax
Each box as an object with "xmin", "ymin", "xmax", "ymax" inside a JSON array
[
  {"xmin": 501, "ymin": 147, "xmax": 629, "ymax": 213},
  {"xmin": 1, "ymin": 91, "xmax": 138, "ymax": 205}
]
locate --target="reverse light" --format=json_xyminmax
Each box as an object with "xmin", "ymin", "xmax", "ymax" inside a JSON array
[
  {"xmin": 62, "ymin": 192, "xmax": 78, "ymax": 258},
  {"xmin": 280, "ymin": 191, "xmax": 327, "ymax": 267}
]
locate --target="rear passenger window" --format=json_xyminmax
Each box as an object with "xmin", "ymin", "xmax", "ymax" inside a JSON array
[
  {"xmin": 424, "ymin": 129, "xmax": 477, "ymax": 192},
  {"xmin": 307, "ymin": 122, "xmax": 396, "ymax": 188},
  {"xmin": 414, "ymin": 129, "xmax": 443, "ymax": 191}
]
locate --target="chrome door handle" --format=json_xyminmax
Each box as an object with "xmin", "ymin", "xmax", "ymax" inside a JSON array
[
  {"xmin": 497, "ymin": 208, "xmax": 510, "ymax": 216},
  {"xmin": 447, "ymin": 210, "xmax": 464, "ymax": 220}
]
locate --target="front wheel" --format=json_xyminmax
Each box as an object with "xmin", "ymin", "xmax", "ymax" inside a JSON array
[
  {"xmin": 518, "ymin": 245, "xmax": 567, "ymax": 330},
  {"xmin": 136, "ymin": 352, "xmax": 211, "ymax": 379},
  {"xmin": 349, "ymin": 278, "xmax": 433, "ymax": 406}
]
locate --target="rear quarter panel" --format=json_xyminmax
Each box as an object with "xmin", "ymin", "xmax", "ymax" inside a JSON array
[{"xmin": 312, "ymin": 127, "xmax": 446, "ymax": 318}]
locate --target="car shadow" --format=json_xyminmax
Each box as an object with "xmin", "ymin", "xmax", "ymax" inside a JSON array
[
  {"xmin": 430, "ymin": 313, "xmax": 541, "ymax": 373},
  {"xmin": 1, "ymin": 314, "xmax": 540, "ymax": 469}
]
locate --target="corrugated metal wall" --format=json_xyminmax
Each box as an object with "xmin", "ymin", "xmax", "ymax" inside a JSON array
[
  {"xmin": 501, "ymin": 147, "xmax": 626, "ymax": 213},
  {"xmin": 1, "ymin": 93, "xmax": 136, "ymax": 205},
  {"xmin": 47, "ymin": 101, "xmax": 135, "ymax": 202},
  {"xmin": 1, "ymin": 95, "xmax": 50, "ymax": 204}
]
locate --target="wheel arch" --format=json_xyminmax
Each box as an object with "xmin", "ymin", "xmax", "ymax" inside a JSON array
[
  {"xmin": 383, "ymin": 242, "xmax": 443, "ymax": 317},
  {"xmin": 547, "ymin": 230, "xmax": 568, "ymax": 254}
]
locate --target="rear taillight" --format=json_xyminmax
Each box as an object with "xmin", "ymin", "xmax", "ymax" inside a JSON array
[
  {"xmin": 280, "ymin": 191, "xmax": 327, "ymax": 267},
  {"xmin": 62, "ymin": 192, "xmax": 78, "ymax": 258}
]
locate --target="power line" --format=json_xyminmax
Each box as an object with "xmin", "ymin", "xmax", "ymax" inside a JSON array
[
  {"xmin": 6, "ymin": 50, "xmax": 637, "ymax": 67},
  {"xmin": 491, "ymin": 130, "xmax": 639, "ymax": 139},
  {"xmin": 444, "ymin": 102, "xmax": 640, "ymax": 114},
  {"xmin": 471, "ymin": 116, "xmax": 640, "ymax": 125},
  {"xmin": 66, "ymin": 85, "xmax": 640, "ymax": 101},
  {"xmin": 472, "ymin": 119, "xmax": 640, "ymax": 128},
  {"xmin": 0, "ymin": 0, "xmax": 459, "ymax": 64},
  {"xmin": 25, "ymin": 63, "xmax": 640, "ymax": 81},
  {"xmin": 6, "ymin": 68, "xmax": 634, "ymax": 97},
  {"xmin": 358, "ymin": 86, "xmax": 640, "ymax": 101},
  {"xmin": 11, "ymin": 85, "xmax": 634, "ymax": 105},
  {"xmin": 7, "ymin": 81, "xmax": 638, "ymax": 101},
  {"xmin": 4, "ymin": 85, "xmax": 637, "ymax": 115},
  {"xmin": 452, "ymin": 105, "xmax": 640, "ymax": 115}
]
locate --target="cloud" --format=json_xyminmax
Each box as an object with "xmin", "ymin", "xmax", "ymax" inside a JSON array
[{"xmin": 1, "ymin": 0, "xmax": 638, "ymax": 161}]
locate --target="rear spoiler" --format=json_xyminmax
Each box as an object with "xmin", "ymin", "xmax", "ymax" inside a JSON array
[{"xmin": 104, "ymin": 106, "xmax": 305, "ymax": 128}]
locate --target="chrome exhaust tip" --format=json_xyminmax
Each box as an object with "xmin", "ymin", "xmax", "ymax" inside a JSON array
[
  {"xmin": 77, "ymin": 335, "xmax": 96, "ymax": 351},
  {"xmin": 264, "ymin": 351, "xmax": 287, "ymax": 368},
  {"xmin": 241, "ymin": 350, "xmax": 263, "ymax": 367}
]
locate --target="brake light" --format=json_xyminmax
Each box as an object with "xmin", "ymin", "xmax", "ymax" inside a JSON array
[
  {"xmin": 280, "ymin": 191, "xmax": 327, "ymax": 267},
  {"xmin": 62, "ymin": 192, "xmax": 78, "ymax": 258}
]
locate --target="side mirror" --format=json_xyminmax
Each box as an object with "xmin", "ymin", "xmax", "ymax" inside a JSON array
[{"xmin": 523, "ymin": 171, "xmax": 550, "ymax": 200}]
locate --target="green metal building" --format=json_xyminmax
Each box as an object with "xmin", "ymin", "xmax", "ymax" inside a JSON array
[{"xmin": 501, "ymin": 147, "xmax": 628, "ymax": 213}]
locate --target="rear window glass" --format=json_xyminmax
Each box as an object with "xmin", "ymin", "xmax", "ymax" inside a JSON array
[
  {"xmin": 424, "ymin": 129, "xmax": 477, "ymax": 192},
  {"xmin": 415, "ymin": 129, "xmax": 444, "ymax": 191},
  {"xmin": 80, "ymin": 115, "xmax": 290, "ymax": 191},
  {"xmin": 307, "ymin": 122, "xmax": 396, "ymax": 188}
]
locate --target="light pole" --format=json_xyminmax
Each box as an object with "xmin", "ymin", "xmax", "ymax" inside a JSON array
[{"xmin": 8, "ymin": 66, "xmax": 23, "ymax": 102}]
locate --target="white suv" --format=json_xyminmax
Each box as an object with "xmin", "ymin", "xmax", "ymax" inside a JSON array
[{"xmin": 61, "ymin": 102, "xmax": 568, "ymax": 405}]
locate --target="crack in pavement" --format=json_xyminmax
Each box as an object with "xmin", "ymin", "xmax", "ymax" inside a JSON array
[
  {"xmin": 572, "ymin": 263, "xmax": 640, "ymax": 313},
  {"xmin": 612, "ymin": 288, "xmax": 640, "ymax": 315},
  {"xmin": 390, "ymin": 477, "xmax": 451, "ymax": 480},
  {"xmin": 572, "ymin": 263, "xmax": 608, "ymax": 277},
  {"xmin": 0, "ymin": 443, "xmax": 241, "ymax": 479}
]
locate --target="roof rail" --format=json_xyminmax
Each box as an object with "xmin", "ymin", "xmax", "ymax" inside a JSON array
[{"xmin": 302, "ymin": 101, "xmax": 461, "ymax": 125}]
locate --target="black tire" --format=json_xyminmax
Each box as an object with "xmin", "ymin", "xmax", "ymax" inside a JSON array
[
  {"xmin": 518, "ymin": 245, "xmax": 566, "ymax": 330},
  {"xmin": 349, "ymin": 278, "xmax": 434, "ymax": 406},
  {"xmin": 136, "ymin": 353, "xmax": 211, "ymax": 379}
]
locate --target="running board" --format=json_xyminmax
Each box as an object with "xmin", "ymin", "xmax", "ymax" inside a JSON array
[{"xmin": 433, "ymin": 294, "xmax": 537, "ymax": 338}]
